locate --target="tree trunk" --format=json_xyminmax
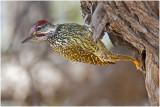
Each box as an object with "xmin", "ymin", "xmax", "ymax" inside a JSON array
[{"xmin": 80, "ymin": 1, "xmax": 159, "ymax": 106}]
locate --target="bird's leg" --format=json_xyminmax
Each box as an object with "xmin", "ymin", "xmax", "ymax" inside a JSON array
[
  {"xmin": 83, "ymin": 14, "xmax": 89, "ymax": 27},
  {"xmin": 83, "ymin": 14, "xmax": 92, "ymax": 32}
]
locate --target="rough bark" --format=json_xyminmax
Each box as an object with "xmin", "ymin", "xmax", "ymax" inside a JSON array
[{"xmin": 80, "ymin": 1, "xmax": 159, "ymax": 106}]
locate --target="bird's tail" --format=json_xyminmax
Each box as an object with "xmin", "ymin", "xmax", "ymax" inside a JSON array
[{"xmin": 110, "ymin": 54, "xmax": 139, "ymax": 67}]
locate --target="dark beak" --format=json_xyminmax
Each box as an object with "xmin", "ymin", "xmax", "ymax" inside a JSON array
[{"xmin": 21, "ymin": 35, "xmax": 33, "ymax": 44}]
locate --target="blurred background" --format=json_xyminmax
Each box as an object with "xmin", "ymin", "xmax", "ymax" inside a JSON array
[{"xmin": 1, "ymin": 1, "xmax": 150, "ymax": 106}]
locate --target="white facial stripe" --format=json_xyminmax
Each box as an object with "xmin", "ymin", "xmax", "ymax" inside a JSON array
[{"xmin": 42, "ymin": 30, "xmax": 53, "ymax": 34}]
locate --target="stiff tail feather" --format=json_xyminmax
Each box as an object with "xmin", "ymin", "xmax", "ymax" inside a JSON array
[{"xmin": 111, "ymin": 54, "xmax": 139, "ymax": 67}]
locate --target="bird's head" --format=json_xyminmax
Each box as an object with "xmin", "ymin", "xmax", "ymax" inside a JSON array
[{"xmin": 22, "ymin": 20, "xmax": 56, "ymax": 43}]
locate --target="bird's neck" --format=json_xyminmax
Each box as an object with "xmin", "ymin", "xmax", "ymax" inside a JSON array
[
  {"xmin": 46, "ymin": 24, "xmax": 60, "ymax": 48},
  {"xmin": 49, "ymin": 24, "xmax": 59, "ymax": 33},
  {"xmin": 46, "ymin": 24, "xmax": 60, "ymax": 41}
]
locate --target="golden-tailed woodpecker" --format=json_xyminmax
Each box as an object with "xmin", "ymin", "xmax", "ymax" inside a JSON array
[{"xmin": 22, "ymin": 20, "xmax": 139, "ymax": 67}]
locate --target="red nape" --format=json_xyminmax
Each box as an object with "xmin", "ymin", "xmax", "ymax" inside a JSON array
[
  {"xmin": 38, "ymin": 19, "xmax": 47, "ymax": 24},
  {"xmin": 37, "ymin": 34, "xmax": 45, "ymax": 37}
]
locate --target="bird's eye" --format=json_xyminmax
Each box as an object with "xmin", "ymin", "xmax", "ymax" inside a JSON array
[{"xmin": 37, "ymin": 27, "xmax": 41, "ymax": 31}]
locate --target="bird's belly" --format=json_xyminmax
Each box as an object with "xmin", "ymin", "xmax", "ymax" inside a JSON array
[{"xmin": 52, "ymin": 46, "xmax": 111, "ymax": 65}]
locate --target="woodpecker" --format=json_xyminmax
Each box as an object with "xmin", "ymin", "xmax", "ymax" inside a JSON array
[{"xmin": 22, "ymin": 20, "xmax": 139, "ymax": 67}]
